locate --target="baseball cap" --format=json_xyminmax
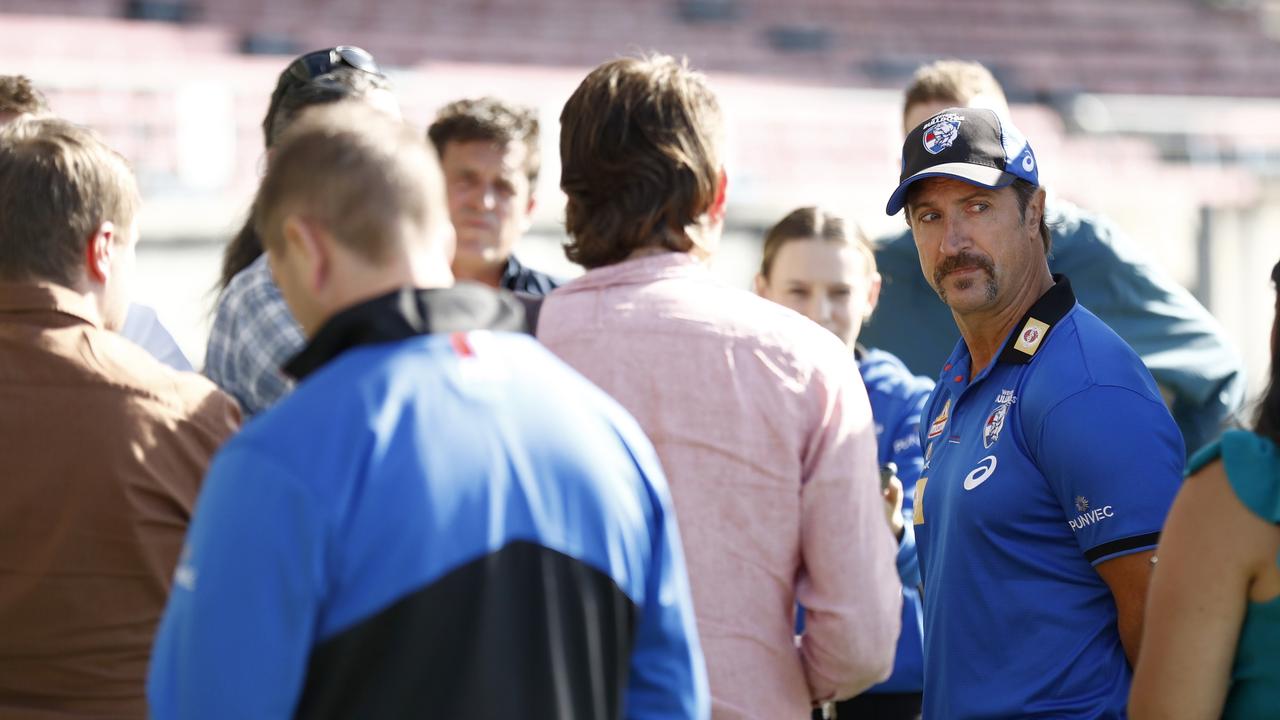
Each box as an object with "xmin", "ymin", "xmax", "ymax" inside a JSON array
[{"xmin": 885, "ymin": 107, "xmax": 1038, "ymax": 216}]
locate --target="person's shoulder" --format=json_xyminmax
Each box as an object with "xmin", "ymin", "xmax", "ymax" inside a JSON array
[
  {"xmin": 860, "ymin": 347, "xmax": 935, "ymax": 395},
  {"xmin": 1021, "ymin": 306, "xmax": 1163, "ymax": 415},
  {"xmin": 89, "ymin": 328, "xmax": 241, "ymax": 436},
  {"xmin": 216, "ymin": 254, "xmax": 285, "ymax": 315}
]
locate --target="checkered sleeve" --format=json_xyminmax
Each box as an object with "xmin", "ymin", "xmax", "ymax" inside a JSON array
[{"xmin": 204, "ymin": 257, "xmax": 305, "ymax": 416}]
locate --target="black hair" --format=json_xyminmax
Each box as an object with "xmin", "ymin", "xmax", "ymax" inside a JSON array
[{"xmin": 1257, "ymin": 259, "xmax": 1280, "ymax": 446}]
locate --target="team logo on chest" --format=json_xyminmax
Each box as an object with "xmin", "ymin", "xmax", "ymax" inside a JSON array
[{"xmin": 982, "ymin": 389, "xmax": 1016, "ymax": 449}]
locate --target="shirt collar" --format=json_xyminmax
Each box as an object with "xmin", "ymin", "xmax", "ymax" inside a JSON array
[
  {"xmin": 0, "ymin": 281, "xmax": 104, "ymax": 328},
  {"xmin": 994, "ymin": 273, "xmax": 1077, "ymax": 365},
  {"xmin": 284, "ymin": 284, "xmax": 528, "ymax": 381},
  {"xmin": 559, "ymin": 251, "xmax": 705, "ymax": 292}
]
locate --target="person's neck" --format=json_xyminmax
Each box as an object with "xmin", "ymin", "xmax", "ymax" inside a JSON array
[
  {"xmin": 955, "ymin": 269, "xmax": 1055, "ymax": 380},
  {"xmin": 452, "ymin": 257, "xmax": 505, "ymax": 288}
]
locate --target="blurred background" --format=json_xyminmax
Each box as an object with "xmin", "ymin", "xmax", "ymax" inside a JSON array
[{"xmin": 1, "ymin": 0, "xmax": 1276, "ymax": 404}]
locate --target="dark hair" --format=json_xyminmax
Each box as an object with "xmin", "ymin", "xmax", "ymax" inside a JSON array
[
  {"xmin": 1257, "ymin": 259, "xmax": 1280, "ymax": 446},
  {"xmin": 427, "ymin": 97, "xmax": 540, "ymax": 185},
  {"xmin": 559, "ymin": 54, "xmax": 723, "ymax": 270},
  {"xmin": 218, "ymin": 66, "xmax": 395, "ymax": 290},
  {"xmin": 0, "ymin": 75, "xmax": 50, "ymax": 116},
  {"xmin": 759, "ymin": 206, "xmax": 873, "ymax": 279}
]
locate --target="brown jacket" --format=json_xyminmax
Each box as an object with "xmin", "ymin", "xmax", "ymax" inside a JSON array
[{"xmin": 0, "ymin": 283, "xmax": 240, "ymax": 719}]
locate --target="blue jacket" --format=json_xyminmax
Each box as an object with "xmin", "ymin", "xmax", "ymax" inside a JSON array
[
  {"xmin": 149, "ymin": 286, "xmax": 709, "ymax": 720},
  {"xmin": 862, "ymin": 198, "xmax": 1245, "ymax": 456},
  {"xmin": 859, "ymin": 347, "xmax": 933, "ymax": 695}
]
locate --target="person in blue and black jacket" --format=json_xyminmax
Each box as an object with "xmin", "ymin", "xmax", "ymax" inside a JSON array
[
  {"xmin": 148, "ymin": 101, "xmax": 708, "ymax": 720},
  {"xmin": 756, "ymin": 206, "xmax": 933, "ymax": 720}
]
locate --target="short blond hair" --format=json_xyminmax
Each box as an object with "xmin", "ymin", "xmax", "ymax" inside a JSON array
[
  {"xmin": 903, "ymin": 60, "xmax": 1008, "ymax": 122},
  {"xmin": 559, "ymin": 54, "xmax": 723, "ymax": 269},
  {"xmin": 0, "ymin": 117, "xmax": 139, "ymax": 285},
  {"xmin": 0, "ymin": 75, "xmax": 50, "ymax": 116},
  {"xmin": 253, "ymin": 102, "xmax": 446, "ymax": 263}
]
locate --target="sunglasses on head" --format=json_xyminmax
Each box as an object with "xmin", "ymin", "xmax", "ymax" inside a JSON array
[{"xmin": 284, "ymin": 45, "xmax": 382, "ymax": 84}]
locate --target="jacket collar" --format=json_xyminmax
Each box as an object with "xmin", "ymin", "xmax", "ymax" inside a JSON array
[
  {"xmin": 284, "ymin": 283, "xmax": 527, "ymax": 380},
  {"xmin": 0, "ymin": 281, "xmax": 103, "ymax": 328},
  {"xmin": 994, "ymin": 273, "xmax": 1077, "ymax": 365}
]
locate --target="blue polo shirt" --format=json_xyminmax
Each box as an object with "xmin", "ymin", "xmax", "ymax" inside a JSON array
[{"xmin": 914, "ymin": 276, "xmax": 1183, "ymax": 719}]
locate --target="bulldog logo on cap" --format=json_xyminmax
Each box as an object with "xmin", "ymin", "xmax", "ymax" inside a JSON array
[{"xmin": 922, "ymin": 114, "xmax": 963, "ymax": 155}]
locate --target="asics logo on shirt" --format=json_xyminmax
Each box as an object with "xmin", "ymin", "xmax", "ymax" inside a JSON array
[{"xmin": 963, "ymin": 455, "xmax": 998, "ymax": 490}]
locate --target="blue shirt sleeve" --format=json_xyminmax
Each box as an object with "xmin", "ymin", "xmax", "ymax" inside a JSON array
[
  {"xmin": 626, "ymin": 447, "xmax": 710, "ymax": 720},
  {"xmin": 148, "ymin": 444, "xmax": 327, "ymax": 719},
  {"xmin": 1031, "ymin": 384, "xmax": 1184, "ymax": 565},
  {"xmin": 887, "ymin": 379, "xmax": 931, "ymax": 588}
]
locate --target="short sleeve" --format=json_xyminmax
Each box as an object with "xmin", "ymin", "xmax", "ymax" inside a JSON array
[{"xmin": 1033, "ymin": 384, "xmax": 1185, "ymax": 565}]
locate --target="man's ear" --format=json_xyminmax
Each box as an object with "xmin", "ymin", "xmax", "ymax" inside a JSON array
[
  {"xmin": 84, "ymin": 221, "xmax": 116, "ymax": 284},
  {"xmin": 521, "ymin": 192, "xmax": 537, "ymax": 233},
  {"xmin": 281, "ymin": 215, "xmax": 330, "ymax": 293},
  {"xmin": 708, "ymin": 168, "xmax": 728, "ymax": 224},
  {"xmin": 866, "ymin": 270, "xmax": 883, "ymax": 315},
  {"xmin": 1026, "ymin": 186, "xmax": 1046, "ymax": 239}
]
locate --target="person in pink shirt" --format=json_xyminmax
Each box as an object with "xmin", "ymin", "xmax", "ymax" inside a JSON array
[{"xmin": 537, "ymin": 54, "xmax": 902, "ymax": 719}]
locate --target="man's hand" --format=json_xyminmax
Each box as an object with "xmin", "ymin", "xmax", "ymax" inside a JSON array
[{"xmin": 881, "ymin": 463, "xmax": 905, "ymax": 541}]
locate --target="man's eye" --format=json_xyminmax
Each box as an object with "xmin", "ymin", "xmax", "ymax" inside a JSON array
[
  {"xmin": 918, "ymin": 211, "xmax": 940, "ymax": 223},
  {"xmin": 970, "ymin": 202, "xmax": 989, "ymax": 213}
]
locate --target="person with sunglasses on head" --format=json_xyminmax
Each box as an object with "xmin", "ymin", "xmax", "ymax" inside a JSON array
[
  {"xmin": 204, "ymin": 46, "xmax": 399, "ymax": 416},
  {"xmin": 755, "ymin": 207, "xmax": 933, "ymax": 720}
]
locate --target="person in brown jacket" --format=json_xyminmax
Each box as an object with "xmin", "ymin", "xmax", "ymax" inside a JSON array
[{"xmin": 0, "ymin": 116, "xmax": 241, "ymax": 718}]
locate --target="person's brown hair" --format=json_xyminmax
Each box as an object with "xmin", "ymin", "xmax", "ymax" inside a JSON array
[
  {"xmin": 427, "ymin": 97, "xmax": 540, "ymax": 185},
  {"xmin": 759, "ymin": 206, "xmax": 874, "ymax": 280},
  {"xmin": 559, "ymin": 54, "xmax": 723, "ymax": 269},
  {"xmin": 0, "ymin": 117, "xmax": 139, "ymax": 286},
  {"xmin": 0, "ymin": 75, "xmax": 50, "ymax": 117},
  {"xmin": 903, "ymin": 60, "xmax": 1008, "ymax": 124},
  {"xmin": 252, "ymin": 102, "xmax": 444, "ymax": 264}
]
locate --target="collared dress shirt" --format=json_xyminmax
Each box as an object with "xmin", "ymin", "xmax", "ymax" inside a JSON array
[
  {"xmin": 538, "ymin": 252, "xmax": 902, "ymax": 720},
  {"xmin": 204, "ymin": 254, "xmax": 303, "ymax": 416},
  {"xmin": 0, "ymin": 282, "xmax": 240, "ymax": 718}
]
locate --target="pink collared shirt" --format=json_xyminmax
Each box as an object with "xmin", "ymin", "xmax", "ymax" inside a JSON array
[{"xmin": 539, "ymin": 252, "xmax": 901, "ymax": 719}]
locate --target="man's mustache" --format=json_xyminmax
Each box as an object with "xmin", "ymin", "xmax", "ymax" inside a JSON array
[{"xmin": 933, "ymin": 252, "xmax": 994, "ymax": 287}]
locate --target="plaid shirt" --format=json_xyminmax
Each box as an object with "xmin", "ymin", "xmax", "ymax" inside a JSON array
[{"xmin": 204, "ymin": 255, "xmax": 304, "ymax": 416}]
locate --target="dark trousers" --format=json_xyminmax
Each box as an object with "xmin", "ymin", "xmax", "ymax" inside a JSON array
[{"xmin": 813, "ymin": 691, "xmax": 923, "ymax": 720}]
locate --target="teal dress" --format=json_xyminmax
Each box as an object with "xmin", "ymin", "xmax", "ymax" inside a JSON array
[{"xmin": 1187, "ymin": 429, "xmax": 1280, "ymax": 718}]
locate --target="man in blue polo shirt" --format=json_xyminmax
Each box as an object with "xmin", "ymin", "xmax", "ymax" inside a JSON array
[{"xmin": 885, "ymin": 108, "xmax": 1184, "ymax": 718}]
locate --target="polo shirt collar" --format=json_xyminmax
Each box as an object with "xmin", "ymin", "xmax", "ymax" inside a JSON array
[
  {"xmin": 995, "ymin": 273, "xmax": 1076, "ymax": 365},
  {"xmin": 0, "ymin": 281, "xmax": 104, "ymax": 328},
  {"xmin": 284, "ymin": 284, "xmax": 527, "ymax": 381}
]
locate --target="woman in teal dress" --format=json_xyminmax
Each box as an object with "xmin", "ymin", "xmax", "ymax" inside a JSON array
[{"xmin": 1131, "ymin": 258, "xmax": 1280, "ymax": 719}]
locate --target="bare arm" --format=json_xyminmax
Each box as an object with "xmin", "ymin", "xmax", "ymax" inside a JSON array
[
  {"xmin": 1128, "ymin": 461, "xmax": 1256, "ymax": 720},
  {"xmin": 1095, "ymin": 549, "xmax": 1155, "ymax": 667}
]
